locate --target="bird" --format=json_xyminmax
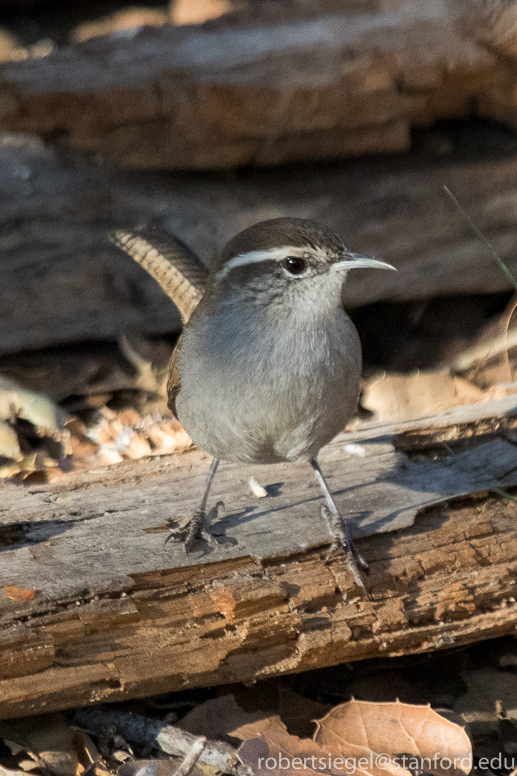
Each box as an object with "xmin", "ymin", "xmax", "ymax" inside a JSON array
[{"xmin": 110, "ymin": 218, "xmax": 396, "ymax": 592}]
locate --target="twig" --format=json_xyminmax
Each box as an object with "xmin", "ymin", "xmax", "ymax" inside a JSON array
[
  {"xmin": 172, "ymin": 736, "xmax": 206, "ymax": 776},
  {"xmin": 73, "ymin": 707, "xmax": 253, "ymax": 776}
]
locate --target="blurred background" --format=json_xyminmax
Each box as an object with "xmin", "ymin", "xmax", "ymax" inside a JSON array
[{"xmin": 1, "ymin": 0, "xmax": 517, "ymax": 480}]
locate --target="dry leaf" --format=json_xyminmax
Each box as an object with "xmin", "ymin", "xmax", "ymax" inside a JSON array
[
  {"xmin": 236, "ymin": 715, "xmax": 339, "ymax": 776},
  {"xmin": 314, "ymin": 700, "xmax": 472, "ymax": 776},
  {"xmin": 65, "ymin": 418, "xmax": 99, "ymax": 459},
  {"xmin": 0, "ymin": 376, "xmax": 65, "ymax": 430},
  {"xmin": 363, "ymin": 370, "xmax": 485, "ymax": 422},
  {"xmin": 73, "ymin": 731, "xmax": 101, "ymax": 772},
  {"xmin": 0, "ymin": 420, "xmax": 21, "ymax": 461},
  {"xmin": 3, "ymin": 586, "xmax": 35, "ymax": 602},
  {"xmin": 0, "ymin": 713, "xmax": 79, "ymax": 776},
  {"xmin": 118, "ymin": 760, "xmax": 206, "ymax": 776},
  {"xmin": 234, "ymin": 699, "xmax": 471, "ymax": 776},
  {"xmin": 72, "ymin": 8, "xmax": 167, "ymax": 43},
  {"xmin": 177, "ymin": 695, "xmax": 270, "ymax": 741},
  {"xmin": 144, "ymin": 420, "xmax": 192, "ymax": 454},
  {"xmin": 123, "ymin": 431, "xmax": 152, "ymax": 460}
]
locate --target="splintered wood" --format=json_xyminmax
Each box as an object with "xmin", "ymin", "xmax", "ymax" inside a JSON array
[{"xmin": 0, "ymin": 395, "xmax": 516, "ymax": 719}]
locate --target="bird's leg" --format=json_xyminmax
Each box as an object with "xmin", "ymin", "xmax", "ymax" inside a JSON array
[
  {"xmin": 166, "ymin": 457, "xmax": 223, "ymax": 554},
  {"xmin": 310, "ymin": 459, "xmax": 369, "ymax": 592}
]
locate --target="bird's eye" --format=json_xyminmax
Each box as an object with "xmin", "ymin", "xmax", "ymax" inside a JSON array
[{"xmin": 282, "ymin": 257, "xmax": 307, "ymax": 275}]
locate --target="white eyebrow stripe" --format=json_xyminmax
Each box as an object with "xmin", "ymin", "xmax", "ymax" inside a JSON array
[{"xmin": 215, "ymin": 245, "xmax": 327, "ymax": 280}]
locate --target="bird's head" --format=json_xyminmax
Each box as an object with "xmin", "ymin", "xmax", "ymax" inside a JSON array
[{"xmin": 210, "ymin": 218, "xmax": 396, "ymax": 318}]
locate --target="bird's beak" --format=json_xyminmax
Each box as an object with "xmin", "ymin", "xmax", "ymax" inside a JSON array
[{"xmin": 333, "ymin": 253, "xmax": 397, "ymax": 272}]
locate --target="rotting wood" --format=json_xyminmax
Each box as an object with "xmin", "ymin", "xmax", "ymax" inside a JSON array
[
  {"xmin": 5, "ymin": 132, "xmax": 517, "ymax": 355},
  {"xmin": 0, "ymin": 395, "xmax": 516, "ymax": 719},
  {"xmin": 0, "ymin": 1, "xmax": 513, "ymax": 169}
]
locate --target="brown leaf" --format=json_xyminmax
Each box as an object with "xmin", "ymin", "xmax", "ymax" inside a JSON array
[
  {"xmin": 314, "ymin": 700, "xmax": 472, "ymax": 776},
  {"xmin": 144, "ymin": 421, "xmax": 192, "ymax": 454},
  {"xmin": 0, "ymin": 713, "xmax": 79, "ymax": 776},
  {"xmin": 3, "ymin": 586, "xmax": 35, "ymax": 601},
  {"xmin": 177, "ymin": 694, "xmax": 269, "ymax": 741},
  {"xmin": 363, "ymin": 370, "xmax": 485, "ymax": 422},
  {"xmin": 236, "ymin": 716, "xmax": 340, "ymax": 776}
]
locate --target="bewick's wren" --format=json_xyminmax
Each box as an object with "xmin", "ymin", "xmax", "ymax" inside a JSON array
[{"xmin": 111, "ymin": 218, "xmax": 395, "ymax": 592}]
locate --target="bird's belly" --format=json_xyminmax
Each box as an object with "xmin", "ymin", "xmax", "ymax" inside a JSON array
[
  {"xmin": 177, "ymin": 364, "xmax": 359, "ymax": 464},
  {"xmin": 177, "ymin": 309, "xmax": 361, "ymax": 464}
]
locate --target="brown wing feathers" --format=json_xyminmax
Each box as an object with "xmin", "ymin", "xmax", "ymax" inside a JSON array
[
  {"xmin": 109, "ymin": 227, "xmax": 208, "ymax": 419},
  {"xmin": 109, "ymin": 227, "xmax": 208, "ymax": 324}
]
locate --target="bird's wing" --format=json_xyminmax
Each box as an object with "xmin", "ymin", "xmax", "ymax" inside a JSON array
[
  {"xmin": 166, "ymin": 334, "xmax": 183, "ymax": 420},
  {"xmin": 109, "ymin": 227, "xmax": 208, "ymax": 324}
]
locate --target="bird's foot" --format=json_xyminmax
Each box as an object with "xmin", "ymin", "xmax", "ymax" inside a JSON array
[
  {"xmin": 166, "ymin": 501, "xmax": 225, "ymax": 556},
  {"xmin": 321, "ymin": 504, "xmax": 370, "ymax": 596}
]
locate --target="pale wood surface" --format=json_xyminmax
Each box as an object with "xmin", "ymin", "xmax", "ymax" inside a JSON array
[
  {"xmin": 4, "ymin": 131, "xmax": 517, "ymax": 355},
  {"xmin": 0, "ymin": 395, "xmax": 516, "ymax": 719}
]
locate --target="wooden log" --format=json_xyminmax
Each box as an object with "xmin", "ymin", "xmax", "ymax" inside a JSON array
[
  {"xmin": 0, "ymin": 0, "xmax": 512, "ymax": 169},
  {"xmin": 3, "ymin": 130, "xmax": 517, "ymax": 356},
  {"xmin": 0, "ymin": 394, "xmax": 516, "ymax": 719}
]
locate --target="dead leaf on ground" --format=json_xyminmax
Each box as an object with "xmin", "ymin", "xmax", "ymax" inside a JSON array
[
  {"xmin": 71, "ymin": 8, "xmax": 168, "ymax": 43},
  {"xmin": 363, "ymin": 369, "xmax": 486, "ymax": 422},
  {"xmin": 236, "ymin": 715, "xmax": 339, "ymax": 776},
  {"xmin": 119, "ymin": 759, "xmax": 209, "ymax": 776},
  {"xmin": 0, "ymin": 713, "xmax": 80, "ymax": 776},
  {"xmin": 85, "ymin": 408, "xmax": 191, "ymax": 466},
  {"xmin": 171, "ymin": 0, "xmax": 232, "ymax": 26},
  {"xmin": 315, "ymin": 700, "xmax": 472, "ymax": 776},
  {"xmin": 234, "ymin": 698, "xmax": 472, "ymax": 776},
  {"xmin": 177, "ymin": 694, "xmax": 271, "ymax": 741},
  {"xmin": 0, "ymin": 420, "xmax": 21, "ymax": 461},
  {"xmin": 0, "ymin": 376, "xmax": 66, "ymax": 431}
]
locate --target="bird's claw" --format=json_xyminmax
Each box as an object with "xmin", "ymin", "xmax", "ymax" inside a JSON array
[
  {"xmin": 166, "ymin": 501, "xmax": 225, "ymax": 556},
  {"xmin": 320, "ymin": 504, "xmax": 370, "ymax": 595}
]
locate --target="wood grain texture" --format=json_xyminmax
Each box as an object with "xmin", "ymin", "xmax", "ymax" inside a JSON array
[
  {"xmin": 0, "ymin": 395, "xmax": 516, "ymax": 719},
  {"xmin": 4, "ymin": 130, "xmax": 517, "ymax": 355},
  {"xmin": 0, "ymin": 0, "xmax": 511, "ymax": 168}
]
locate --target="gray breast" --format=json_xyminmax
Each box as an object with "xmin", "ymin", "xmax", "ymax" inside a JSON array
[{"xmin": 176, "ymin": 304, "xmax": 362, "ymax": 464}]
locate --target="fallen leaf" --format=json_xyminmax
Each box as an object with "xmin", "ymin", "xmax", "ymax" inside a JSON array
[
  {"xmin": 0, "ymin": 713, "xmax": 79, "ymax": 776},
  {"xmin": 65, "ymin": 418, "xmax": 99, "ymax": 459},
  {"xmin": 233, "ymin": 698, "xmax": 471, "ymax": 776},
  {"xmin": 72, "ymin": 8, "xmax": 167, "ymax": 44},
  {"xmin": 144, "ymin": 421, "xmax": 192, "ymax": 454},
  {"xmin": 0, "ymin": 420, "xmax": 21, "ymax": 460},
  {"xmin": 171, "ymin": 0, "xmax": 231, "ymax": 25},
  {"xmin": 177, "ymin": 694, "xmax": 270, "ymax": 741},
  {"xmin": 363, "ymin": 370, "xmax": 485, "ymax": 422},
  {"xmin": 236, "ymin": 716, "xmax": 340, "ymax": 776},
  {"xmin": 314, "ymin": 700, "xmax": 472, "ymax": 776},
  {"xmin": 0, "ymin": 376, "xmax": 66, "ymax": 430}
]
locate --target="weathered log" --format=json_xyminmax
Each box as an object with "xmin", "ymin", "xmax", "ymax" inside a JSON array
[
  {"xmin": 3, "ymin": 130, "xmax": 517, "ymax": 356},
  {"xmin": 0, "ymin": 394, "xmax": 516, "ymax": 719},
  {"xmin": 0, "ymin": 0, "xmax": 514, "ymax": 169}
]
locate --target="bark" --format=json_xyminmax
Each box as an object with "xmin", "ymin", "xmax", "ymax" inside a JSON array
[
  {"xmin": 0, "ymin": 395, "xmax": 516, "ymax": 719},
  {"xmin": 0, "ymin": 1, "xmax": 514, "ymax": 169},
  {"xmin": 3, "ymin": 130, "xmax": 517, "ymax": 356}
]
